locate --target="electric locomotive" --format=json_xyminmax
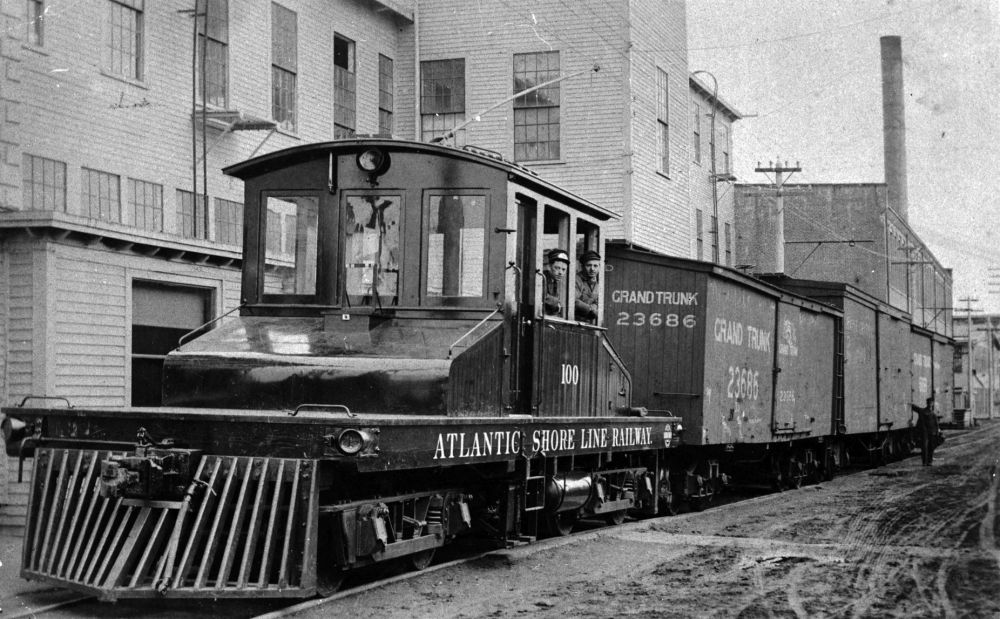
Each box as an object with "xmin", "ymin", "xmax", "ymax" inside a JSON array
[{"xmin": 2, "ymin": 139, "xmax": 682, "ymax": 600}]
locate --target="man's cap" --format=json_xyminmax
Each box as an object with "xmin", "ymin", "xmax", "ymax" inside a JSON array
[
  {"xmin": 548, "ymin": 249, "xmax": 570, "ymax": 264},
  {"xmin": 580, "ymin": 250, "xmax": 601, "ymax": 263}
]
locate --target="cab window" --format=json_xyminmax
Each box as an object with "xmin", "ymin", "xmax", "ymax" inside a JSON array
[
  {"xmin": 425, "ymin": 194, "xmax": 486, "ymax": 300},
  {"xmin": 539, "ymin": 207, "xmax": 570, "ymax": 318},
  {"xmin": 343, "ymin": 194, "xmax": 401, "ymax": 307},
  {"xmin": 264, "ymin": 196, "xmax": 319, "ymax": 296}
]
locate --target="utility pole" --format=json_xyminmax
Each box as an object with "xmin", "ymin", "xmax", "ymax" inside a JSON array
[
  {"xmin": 754, "ymin": 160, "xmax": 802, "ymax": 273},
  {"xmin": 958, "ymin": 296, "xmax": 979, "ymax": 423}
]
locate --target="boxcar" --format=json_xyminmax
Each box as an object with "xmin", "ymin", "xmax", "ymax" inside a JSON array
[
  {"xmin": 605, "ymin": 246, "xmax": 838, "ymax": 491},
  {"xmin": 763, "ymin": 277, "xmax": 922, "ymax": 461}
]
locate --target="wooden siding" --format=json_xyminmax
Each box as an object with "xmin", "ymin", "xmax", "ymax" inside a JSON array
[
  {"xmin": 11, "ymin": 1, "xmax": 410, "ymax": 236},
  {"xmin": 773, "ymin": 301, "xmax": 835, "ymax": 437},
  {"xmin": 417, "ymin": 0, "xmax": 630, "ymax": 203},
  {"xmin": 447, "ymin": 322, "xmax": 505, "ymax": 416},
  {"xmin": 878, "ymin": 312, "xmax": 912, "ymax": 430},
  {"xmin": 842, "ymin": 298, "xmax": 879, "ymax": 435},
  {"xmin": 604, "ymin": 255, "xmax": 706, "ymax": 424},
  {"xmin": 627, "ymin": 0, "xmax": 691, "ymax": 255},
  {"xmin": 910, "ymin": 330, "xmax": 933, "ymax": 408}
]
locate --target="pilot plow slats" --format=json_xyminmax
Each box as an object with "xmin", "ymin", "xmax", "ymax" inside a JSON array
[{"xmin": 22, "ymin": 449, "xmax": 319, "ymax": 600}]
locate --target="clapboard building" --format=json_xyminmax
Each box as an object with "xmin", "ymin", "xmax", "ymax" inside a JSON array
[{"xmin": 0, "ymin": 0, "xmax": 732, "ymax": 524}]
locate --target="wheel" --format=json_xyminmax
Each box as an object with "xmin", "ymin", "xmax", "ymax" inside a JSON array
[
  {"xmin": 544, "ymin": 511, "xmax": 577, "ymax": 536},
  {"xmin": 604, "ymin": 510, "xmax": 627, "ymax": 526},
  {"xmin": 658, "ymin": 476, "xmax": 677, "ymax": 516},
  {"xmin": 770, "ymin": 458, "xmax": 786, "ymax": 492},
  {"xmin": 822, "ymin": 448, "xmax": 836, "ymax": 481},
  {"xmin": 786, "ymin": 458, "xmax": 803, "ymax": 489},
  {"xmin": 409, "ymin": 548, "xmax": 436, "ymax": 571},
  {"xmin": 316, "ymin": 568, "xmax": 346, "ymax": 597}
]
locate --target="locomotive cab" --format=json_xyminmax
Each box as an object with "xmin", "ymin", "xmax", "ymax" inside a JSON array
[{"xmin": 163, "ymin": 139, "xmax": 630, "ymax": 418}]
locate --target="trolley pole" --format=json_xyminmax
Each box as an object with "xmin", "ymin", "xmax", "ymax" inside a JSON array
[{"xmin": 754, "ymin": 161, "xmax": 801, "ymax": 273}]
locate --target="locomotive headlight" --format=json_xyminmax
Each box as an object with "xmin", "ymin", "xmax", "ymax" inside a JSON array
[
  {"xmin": 335, "ymin": 428, "xmax": 377, "ymax": 456},
  {"xmin": 356, "ymin": 148, "xmax": 390, "ymax": 176}
]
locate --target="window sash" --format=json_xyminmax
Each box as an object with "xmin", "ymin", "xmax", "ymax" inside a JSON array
[
  {"xmin": 178, "ymin": 190, "xmax": 208, "ymax": 239},
  {"xmin": 513, "ymin": 52, "xmax": 560, "ymax": 162},
  {"xmin": 109, "ymin": 0, "xmax": 143, "ymax": 80},
  {"xmin": 334, "ymin": 36, "xmax": 356, "ymax": 138},
  {"xmin": 656, "ymin": 68, "xmax": 669, "ymax": 173},
  {"xmin": 82, "ymin": 168, "xmax": 121, "ymax": 222},
  {"xmin": 196, "ymin": 0, "xmax": 229, "ymax": 108},
  {"xmin": 215, "ymin": 198, "xmax": 243, "ymax": 246},
  {"xmin": 128, "ymin": 178, "xmax": 163, "ymax": 232},
  {"xmin": 271, "ymin": 3, "xmax": 297, "ymax": 72},
  {"xmin": 27, "ymin": 0, "xmax": 44, "ymax": 45},
  {"xmin": 272, "ymin": 67, "xmax": 296, "ymax": 131},
  {"xmin": 692, "ymin": 103, "xmax": 701, "ymax": 164},
  {"xmin": 22, "ymin": 154, "xmax": 66, "ymax": 211},
  {"xmin": 421, "ymin": 59, "xmax": 465, "ymax": 114},
  {"xmin": 379, "ymin": 54, "xmax": 394, "ymax": 135},
  {"xmin": 696, "ymin": 209, "xmax": 703, "ymax": 260}
]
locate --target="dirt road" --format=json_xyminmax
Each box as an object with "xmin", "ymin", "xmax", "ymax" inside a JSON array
[{"xmin": 302, "ymin": 422, "xmax": 1000, "ymax": 618}]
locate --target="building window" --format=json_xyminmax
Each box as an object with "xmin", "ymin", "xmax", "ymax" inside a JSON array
[
  {"xmin": 333, "ymin": 34, "xmax": 356, "ymax": 138},
  {"xmin": 27, "ymin": 0, "xmax": 44, "ymax": 46},
  {"xmin": 22, "ymin": 154, "xmax": 65, "ymax": 211},
  {"xmin": 196, "ymin": 0, "xmax": 228, "ymax": 108},
  {"xmin": 656, "ymin": 68, "xmax": 669, "ymax": 174},
  {"xmin": 81, "ymin": 167, "xmax": 121, "ymax": 222},
  {"xmin": 711, "ymin": 215, "xmax": 719, "ymax": 263},
  {"xmin": 696, "ymin": 209, "xmax": 703, "ymax": 260},
  {"xmin": 271, "ymin": 3, "xmax": 297, "ymax": 131},
  {"xmin": 215, "ymin": 197, "xmax": 243, "ymax": 246},
  {"xmin": 725, "ymin": 222, "xmax": 732, "ymax": 266},
  {"xmin": 108, "ymin": 0, "xmax": 144, "ymax": 80},
  {"xmin": 421, "ymin": 58, "xmax": 465, "ymax": 144},
  {"xmin": 128, "ymin": 178, "xmax": 163, "ymax": 232},
  {"xmin": 691, "ymin": 102, "xmax": 701, "ymax": 165},
  {"xmin": 379, "ymin": 54, "xmax": 394, "ymax": 136},
  {"xmin": 513, "ymin": 51, "xmax": 560, "ymax": 162},
  {"xmin": 177, "ymin": 189, "xmax": 208, "ymax": 239},
  {"xmin": 718, "ymin": 124, "xmax": 730, "ymax": 174}
]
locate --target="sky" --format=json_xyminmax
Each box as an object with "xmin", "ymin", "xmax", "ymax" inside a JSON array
[{"xmin": 687, "ymin": 0, "xmax": 1000, "ymax": 313}]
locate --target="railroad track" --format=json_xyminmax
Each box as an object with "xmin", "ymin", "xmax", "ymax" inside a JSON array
[{"xmin": 4, "ymin": 442, "xmax": 952, "ymax": 619}]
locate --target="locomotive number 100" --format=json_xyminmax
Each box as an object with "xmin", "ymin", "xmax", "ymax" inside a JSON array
[{"xmin": 561, "ymin": 364, "xmax": 580, "ymax": 385}]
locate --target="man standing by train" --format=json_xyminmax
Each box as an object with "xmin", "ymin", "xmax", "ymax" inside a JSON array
[
  {"xmin": 575, "ymin": 250, "xmax": 601, "ymax": 323},
  {"xmin": 912, "ymin": 395, "xmax": 941, "ymax": 466}
]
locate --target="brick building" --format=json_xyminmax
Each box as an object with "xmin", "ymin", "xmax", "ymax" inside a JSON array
[
  {"xmin": 734, "ymin": 183, "xmax": 953, "ymax": 337},
  {"xmin": 0, "ymin": 0, "xmax": 727, "ymax": 523}
]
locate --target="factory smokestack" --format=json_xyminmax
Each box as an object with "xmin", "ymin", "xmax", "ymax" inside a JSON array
[{"xmin": 880, "ymin": 35, "xmax": 908, "ymax": 222}]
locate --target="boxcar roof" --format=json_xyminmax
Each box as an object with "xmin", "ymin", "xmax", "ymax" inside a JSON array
[
  {"xmin": 761, "ymin": 275, "xmax": 911, "ymax": 321},
  {"xmin": 223, "ymin": 138, "xmax": 619, "ymax": 222},
  {"xmin": 607, "ymin": 242, "xmax": 841, "ymax": 317}
]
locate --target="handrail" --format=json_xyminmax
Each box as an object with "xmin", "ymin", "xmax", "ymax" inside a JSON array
[
  {"xmin": 178, "ymin": 303, "xmax": 245, "ymax": 347},
  {"xmin": 17, "ymin": 395, "xmax": 73, "ymax": 408},
  {"xmin": 290, "ymin": 403, "xmax": 354, "ymax": 417},
  {"xmin": 447, "ymin": 306, "xmax": 502, "ymax": 359}
]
